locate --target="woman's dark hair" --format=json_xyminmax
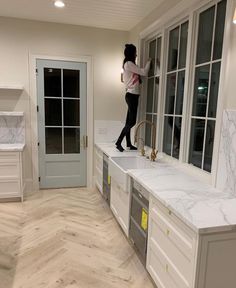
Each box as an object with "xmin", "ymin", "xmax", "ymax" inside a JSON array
[{"xmin": 123, "ymin": 44, "xmax": 136, "ymax": 68}]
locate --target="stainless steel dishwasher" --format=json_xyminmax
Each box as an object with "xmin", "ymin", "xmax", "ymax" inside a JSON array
[
  {"xmin": 129, "ymin": 179, "xmax": 149, "ymax": 265},
  {"xmin": 102, "ymin": 154, "xmax": 110, "ymax": 205}
]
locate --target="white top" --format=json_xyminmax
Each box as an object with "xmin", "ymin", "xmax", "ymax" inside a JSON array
[{"xmin": 123, "ymin": 61, "xmax": 151, "ymax": 95}]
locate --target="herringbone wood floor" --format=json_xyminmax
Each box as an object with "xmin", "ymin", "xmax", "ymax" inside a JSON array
[{"xmin": 0, "ymin": 188, "xmax": 155, "ymax": 288}]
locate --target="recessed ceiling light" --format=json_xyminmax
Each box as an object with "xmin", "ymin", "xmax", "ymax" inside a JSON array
[{"xmin": 54, "ymin": 0, "xmax": 65, "ymax": 8}]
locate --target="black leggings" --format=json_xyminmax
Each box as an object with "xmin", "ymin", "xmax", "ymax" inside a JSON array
[{"xmin": 117, "ymin": 92, "xmax": 139, "ymax": 146}]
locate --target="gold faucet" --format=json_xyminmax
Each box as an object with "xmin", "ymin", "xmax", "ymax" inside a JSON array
[{"xmin": 134, "ymin": 120, "xmax": 158, "ymax": 161}]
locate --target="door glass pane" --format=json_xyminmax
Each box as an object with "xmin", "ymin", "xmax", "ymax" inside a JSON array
[
  {"xmin": 172, "ymin": 117, "xmax": 182, "ymax": 159},
  {"xmin": 146, "ymin": 78, "xmax": 154, "ymax": 113},
  {"xmin": 148, "ymin": 40, "xmax": 156, "ymax": 77},
  {"xmin": 44, "ymin": 68, "xmax": 61, "ymax": 97},
  {"xmin": 192, "ymin": 65, "xmax": 210, "ymax": 117},
  {"xmin": 208, "ymin": 62, "xmax": 221, "ymax": 118},
  {"xmin": 179, "ymin": 21, "xmax": 188, "ymax": 69},
  {"xmin": 63, "ymin": 69, "xmax": 80, "ymax": 98},
  {"xmin": 64, "ymin": 128, "xmax": 80, "ymax": 154},
  {"xmin": 175, "ymin": 71, "xmax": 185, "ymax": 115},
  {"xmin": 64, "ymin": 99, "xmax": 80, "ymax": 126},
  {"xmin": 46, "ymin": 128, "xmax": 62, "ymax": 154},
  {"xmin": 165, "ymin": 73, "xmax": 176, "ymax": 114},
  {"xmin": 145, "ymin": 114, "xmax": 152, "ymax": 147},
  {"xmin": 213, "ymin": 0, "xmax": 227, "ymax": 60},
  {"xmin": 203, "ymin": 120, "xmax": 215, "ymax": 172},
  {"xmin": 168, "ymin": 27, "xmax": 179, "ymax": 72},
  {"xmin": 153, "ymin": 77, "xmax": 160, "ymax": 113},
  {"xmin": 45, "ymin": 99, "xmax": 62, "ymax": 126},
  {"xmin": 189, "ymin": 119, "xmax": 205, "ymax": 168},
  {"xmin": 196, "ymin": 6, "xmax": 215, "ymax": 64},
  {"xmin": 163, "ymin": 116, "xmax": 173, "ymax": 156}
]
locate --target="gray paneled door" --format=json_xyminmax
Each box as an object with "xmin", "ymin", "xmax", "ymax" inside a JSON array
[{"xmin": 37, "ymin": 59, "xmax": 87, "ymax": 188}]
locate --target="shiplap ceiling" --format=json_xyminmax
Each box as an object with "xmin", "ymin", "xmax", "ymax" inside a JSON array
[{"xmin": 0, "ymin": 0, "xmax": 165, "ymax": 31}]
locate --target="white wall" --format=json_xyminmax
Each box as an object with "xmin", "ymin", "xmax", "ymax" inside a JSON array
[{"xmin": 0, "ymin": 17, "xmax": 128, "ymax": 189}]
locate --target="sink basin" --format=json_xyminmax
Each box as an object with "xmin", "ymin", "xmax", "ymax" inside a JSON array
[
  {"xmin": 109, "ymin": 156, "xmax": 155, "ymax": 191},
  {"xmin": 111, "ymin": 156, "xmax": 154, "ymax": 171}
]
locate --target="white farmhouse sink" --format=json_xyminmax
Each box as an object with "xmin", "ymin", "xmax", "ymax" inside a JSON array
[{"xmin": 109, "ymin": 156, "xmax": 155, "ymax": 191}]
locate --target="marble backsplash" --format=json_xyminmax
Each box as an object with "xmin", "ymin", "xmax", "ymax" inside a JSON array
[
  {"xmin": 0, "ymin": 113, "xmax": 25, "ymax": 144},
  {"xmin": 216, "ymin": 110, "xmax": 236, "ymax": 196}
]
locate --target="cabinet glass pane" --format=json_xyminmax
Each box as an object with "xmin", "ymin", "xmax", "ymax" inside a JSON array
[
  {"xmin": 63, "ymin": 69, "xmax": 80, "ymax": 98},
  {"xmin": 192, "ymin": 65, "xmax": 210, "ymax": 117},
  {"xmin": 189, "ymin": 119, "xmax": 205, "ymax": 168},
  {"xmin": 153, "ymin": 77, "xmax": 160, "ymax": 113},
  {"xmin": 44, "ymin": 68, "xmax": 61, "ymax": 97},
  {"xmin": 213, "ymin": 0, "xmax": 227, "ymax": 60},
  {"xmin": 64, "ymin": 128, "xmax": 80, "ymax": 154},
  {"xmin": 163, "ymin": 116, "xmax": 173, "ymax": 156},
  {"xmin": 196, "ymin": 6, "xmax": 215, "ymax": 64},
  {"xmin": 168, "ymin": 27, "xmax": 179, "ymax": 72},
  {"xmin": 46, "ymin": 128, "xmax": 62, "ymax": 154},
  {"xmin": 64, "ymin": 99, "xmax": 80, "ymax": 126},
  {"xmin": 148, "ymin": 40, "xmax": 156, "ymax": 77},
  {"xmin": 175, "ymin": 71, "xmax": 185, "ymax": 115},
  {"xmin": 45, "ymin": 99, "xmax": 62, "ymax": 126},
  {"xmin": 172, "ymin": 117, "xmax": 182, "ymax": 159},
  {"xmin": 165, "ymin": 73, "xmax": 176, "ymax": 114},
  {"xmin": 203, "ymin": 120, "xmax": 215, "ymax": 172},
  {"xmin": 145, "ymin": 114, "xmax": 152, "ymax": 147},
  {"xmin": 179, "ymin": 21, "xmax": 188, "ymax": 69},
  {"xmin": 208, "ymin": 62, "xmax": 221, "ymax": 118},
  {"xmin": 146, "ymin": 78, "xmax": 154, "ymax": 113}
]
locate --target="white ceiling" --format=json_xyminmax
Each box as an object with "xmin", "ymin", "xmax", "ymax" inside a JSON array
[{"xmin": 0, "ymin": 0, "xmax": 165, "ymax": 31}]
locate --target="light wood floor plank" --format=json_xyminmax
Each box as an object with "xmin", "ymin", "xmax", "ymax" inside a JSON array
[{"xmin": 0, "ymin": 188, "xmax": 154, "ymax": 288}]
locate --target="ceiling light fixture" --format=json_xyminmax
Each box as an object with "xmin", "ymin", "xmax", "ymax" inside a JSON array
[
  {"xmin": 54, "ymin": 0, "xmax": 65, "ymax": 8},
  {"xmin": 233, "ymin": 8, "xmax": 236, "ymax": 24}
]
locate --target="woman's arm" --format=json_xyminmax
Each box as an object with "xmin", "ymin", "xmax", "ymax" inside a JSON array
[{"xmin": 125, "ymin": 60, "xmax": 151, "ymax": 76}]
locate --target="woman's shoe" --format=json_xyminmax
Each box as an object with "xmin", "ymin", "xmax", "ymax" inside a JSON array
[
  {"xmin": 115, "ymin": 143, "xmax": 124, "ymax": 152},
  {"xmin": 127, "ymin": 145, "xmax": 137, "ymax": 150}
]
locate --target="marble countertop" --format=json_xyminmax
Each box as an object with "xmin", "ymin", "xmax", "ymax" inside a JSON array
[
  {"xmin": 95, "ymin": 142, "xmax": 236, "ymax": 234},
  {"xmin": 95, "ymin": 142, "xmax": 139, "ymax": 157},
  {"xmin": 0, "ymin": 143, "xmax": 25, "ymax": 151}
]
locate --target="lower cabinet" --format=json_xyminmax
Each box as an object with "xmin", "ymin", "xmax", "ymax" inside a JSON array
[
  {"xmin": 0, "ymin": 151, "xmax": 24, "ymax": 201},
  {"xmin": 147, "ymin": 195, "xmax": 236, "ymax": 288},
  {"xmin": 110, "ymin": 178, "xmax": 130, "ymax": 237}
]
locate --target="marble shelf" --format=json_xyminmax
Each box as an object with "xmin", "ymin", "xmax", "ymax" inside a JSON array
[{"xmin": 0, "ymin": 85, "xmax": 23, "ymax": 90}]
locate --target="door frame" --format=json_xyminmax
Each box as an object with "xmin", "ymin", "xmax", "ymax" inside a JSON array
[{"xmin": 29, "ymin": 54, "xmax": 93, "ymax": 191}]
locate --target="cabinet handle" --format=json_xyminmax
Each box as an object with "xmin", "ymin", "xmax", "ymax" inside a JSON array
[{"xmin": 138, "ymin": 193, "xmax": 143, "ymax": 199}]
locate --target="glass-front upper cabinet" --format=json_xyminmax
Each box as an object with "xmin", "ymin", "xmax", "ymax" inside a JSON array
[
  {"xmin": 189, "ymin": 0, "xmax": 227, "ymax": 172},
  {"xmin": 145, "ymin": 36, "xmax": 162, "ymax": 147},
  {"xmin": 163, "ymin": 21, "xmax": 189, "ymax": 159}
]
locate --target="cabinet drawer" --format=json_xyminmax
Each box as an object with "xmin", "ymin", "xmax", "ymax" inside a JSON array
[
  {"xmin": 150, "ymin": 197, "xmax": 195, "ymax": 260},
  {"xmin": 147, "ymin": 244, "xmax": 179, "ymax": 288},
  {"xmin": 149, "ymin": 219, "xmax": 193, "ymax": 287},
  {"xmin": 0, "ymin": 152, "xmax": 19, "ymax": 162},
  {"xmin": 0, "ymin": 162, "xmax": 19, "ymax": 178},
  {"xmin": 0, "ymin": 180, "xmax": 20, "ymax": 197}
]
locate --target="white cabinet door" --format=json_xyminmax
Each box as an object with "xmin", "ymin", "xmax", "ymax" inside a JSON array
[
  {"xmin": 147, "ymin": 195, "xmax": 197, "ymax": 288},
  {"xmin": 110, "ymin": 178, "xmax": 130, "ymax": 237}
]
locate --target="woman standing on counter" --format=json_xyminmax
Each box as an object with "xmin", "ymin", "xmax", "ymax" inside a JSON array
[{"xmin": 115, "ymin": 44, "xmax": 151, "ymax": 152}]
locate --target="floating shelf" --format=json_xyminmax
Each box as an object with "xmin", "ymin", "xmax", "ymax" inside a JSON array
[{"xmin": 0, "ymin": 85, "xmax": 24, "ymax": 91}]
